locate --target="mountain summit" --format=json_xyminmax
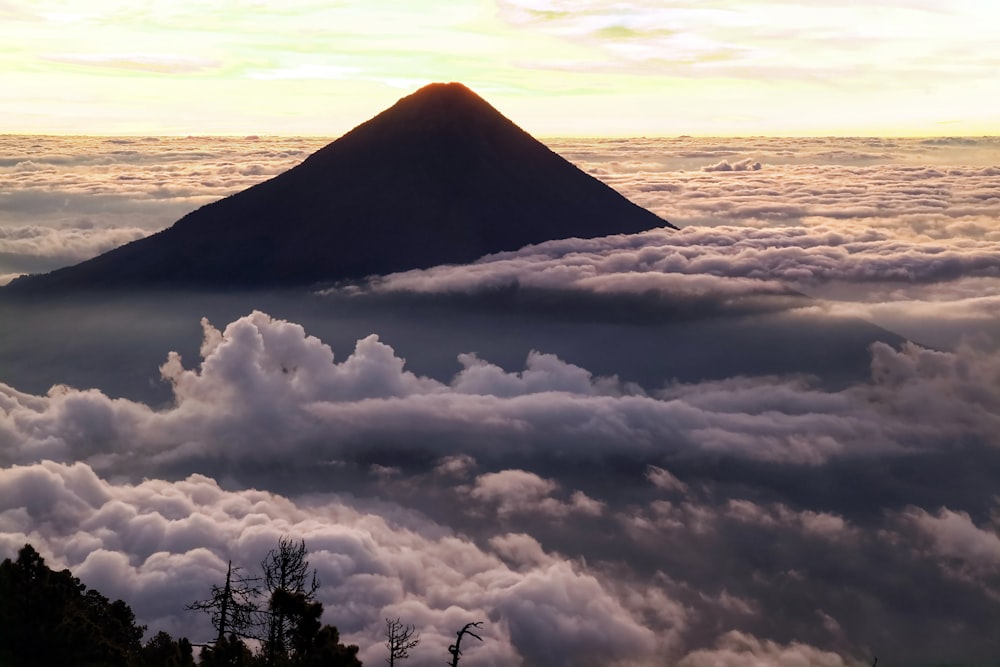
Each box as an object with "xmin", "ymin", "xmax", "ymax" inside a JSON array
[{"xmin": 7, "ymin": 82, "xmax": 673, "ymax": 292}]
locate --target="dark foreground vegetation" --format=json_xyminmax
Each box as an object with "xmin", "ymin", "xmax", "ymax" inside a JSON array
[{"xmin": 0, "ymin": 540, "xmax": 479, "ymax": 667}]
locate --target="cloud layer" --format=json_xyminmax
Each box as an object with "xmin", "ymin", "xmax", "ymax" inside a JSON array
[
  {"xmin": 4, "ymin": 134, "xmax": 998, "ymax": 351},
  {"xmin": 0, "ymin": 135, "xmax": 326, "ymax": 281},
  {"xmin": 3, "ymin": 309, "xmax": 995, "ymax": 473},
  {"xmin": 2, "ymin": 309, "xmax": 1000, "ymax": 665}
]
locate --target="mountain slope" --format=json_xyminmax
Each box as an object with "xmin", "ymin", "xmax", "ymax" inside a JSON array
[{"xmin": 6, "ymin": 82, "xmax": 673, "ymax": 292}]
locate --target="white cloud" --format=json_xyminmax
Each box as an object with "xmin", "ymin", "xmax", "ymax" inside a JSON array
[
  {"xmin": 0, "ymin": 224, "xmax": 148, "ymax": 278},
  {"xmin": 3, "ymin": 309, "xmax": 999, "ymax": 477},
  {"xmin": 902, "ymin": 505, "xmax": 1000, "ymax": 580},
  {"xmin": 677, "ymin": 631, "xmax": 857, "ymax": 667},
  {"xmin": 702, "ymin": 157, "xmax": 761, "ymax": 172},
  {"xmin": 645, "ymin": 464, "xmax": 688, "ymax": 494},
  {"xmin": 358, "ymin": 223, "xmax": 1000, "ymax": 299},
  {"xmin": 467, "ymin": 469, "xmax": 604, "ymax": 519}
]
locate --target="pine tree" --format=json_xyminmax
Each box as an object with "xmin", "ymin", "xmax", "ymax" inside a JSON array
[
  {"xmin": 260, "ymin": 537, "xmax": 320, "ymax": 665},
  {"xmin": 0, "ymin": 543, "xmax": 145, "ymax": 667}
]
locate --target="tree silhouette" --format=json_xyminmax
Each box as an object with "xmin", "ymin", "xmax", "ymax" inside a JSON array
[
  {"xmin": 272, "ymin": 589, "xmax": 323, "ymax": 659},
  {"xmin": 199, "ymin": 633, "xmax": 254, "ymax": 667},
  {"xmin": 261, "ymin": 536, "xmax": 320, "ymax": 665},
  {"xmin": 0, "ymin": 543, "xmax": 145, "ymax": 667},
  {"xmin": 447, "ymin": 622, "xmax": 483, "ymax": 667},
  {"xmin": 74, "ymin": 589, "xmax": 146, "ymax": 664},
  {"xmin": 307, "ymin": 624, "xmax": 364, "ymax": 667},
  {"xmin": 268, "ymin": 589, "xmax": 362, "ymax": 667},
  {"xmin": 142, "ymin": 630, "xmax": 196, "ymax": 667},
  {"xmin": 384, "ymin": 617, "xmax": 420, "ymax": 666},
  {"xmin": 187, "ymin": 560, "xmax": 261, "ymax": 645}
]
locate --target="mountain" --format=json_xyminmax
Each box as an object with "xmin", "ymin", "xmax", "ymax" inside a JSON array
[{"xmin": 6, "ymin": 82, "xmax": 673, "ymax": 293}]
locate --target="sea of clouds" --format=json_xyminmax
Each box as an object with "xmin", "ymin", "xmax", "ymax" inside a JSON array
[{"xmin": 1, "ymin": 135, "xmax": 999, "ymax": 666}]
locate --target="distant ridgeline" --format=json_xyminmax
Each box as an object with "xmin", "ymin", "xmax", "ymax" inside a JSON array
[{"xmin": 6, "ymin": 82, "xmax": 673, "ymax": 293}]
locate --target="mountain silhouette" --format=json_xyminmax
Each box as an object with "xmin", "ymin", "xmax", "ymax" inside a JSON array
[{"xmin": 6, "ymin": 82, "xmax": 673, "ymax": 293}]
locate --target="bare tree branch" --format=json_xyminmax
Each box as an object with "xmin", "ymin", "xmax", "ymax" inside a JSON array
[
  {"xmin": 447, "ymin": 621, "xmax": 483, "ymax": 667},
  {"xmin": 186, "ymin": 560, "xmax": 261, "ymax": 644},
  {"xmin": 385, "ymin": 617, "xmax": 421, "ymax": 667}
]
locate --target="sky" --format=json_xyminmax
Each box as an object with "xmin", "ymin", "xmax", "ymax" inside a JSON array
[
  {"xmin": 1, "ymin": 134, "xmax": 1000, "ymax": 665},
  {"xmin": 3, "ymin": 0, "xmax": 1000, "ymax": 136}
]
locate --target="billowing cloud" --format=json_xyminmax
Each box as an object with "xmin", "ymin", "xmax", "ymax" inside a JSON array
[
  {"xmin": 359, "ymin": 224, "xmax": 1000, "ymax": 295},
  {"xmin": 702, "ymin": 158, "xmax": 761, "ymax": 172},
  {"xmin": 645, "ymin": 465, "xmax": 688, "ymax": 495},
  {"xmin": 3, "ymin": 309, "xmax": 997, "ymax": 477},
  {"xmin": 466, "ymin": 469, "xmax": 605, "ymax": 519},
  {"xmin": 0, "ymin": 459, "xmax": 664, "ymax": 667},
  {"xmin": 900, "ymin": 506, "xmax": 1000, "ymax": 586},
  {"xmin": 0, "ymin": 307, "xmax": 998, "ymax": 664}
]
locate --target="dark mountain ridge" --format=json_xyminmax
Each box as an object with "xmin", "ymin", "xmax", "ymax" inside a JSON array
[{"xmin": 6, "ymin": 82, "xmax": 673, "ymax": 293}]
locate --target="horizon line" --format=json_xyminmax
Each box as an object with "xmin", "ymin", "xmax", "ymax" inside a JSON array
[{"xmin": 3, "ymin": 131, "xmax": 999, "ymax": 140}]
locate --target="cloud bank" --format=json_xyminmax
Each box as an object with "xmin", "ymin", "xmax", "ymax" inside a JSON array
[
  {"xmin": 3, "ymin": 310, "xmax": 995, "ymax": 474},
  {"xmin": 5, "ymin": 134, "xmax": 997, "ymax": 351},
  {"xmin": 2, "ymin": 310, "xmax": 1000, "ymax": 665}
]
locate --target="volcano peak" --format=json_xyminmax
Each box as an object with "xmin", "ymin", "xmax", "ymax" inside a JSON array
[{"xmin": 6, "ymin": 83, "xmax": 674, "ymax": 293}]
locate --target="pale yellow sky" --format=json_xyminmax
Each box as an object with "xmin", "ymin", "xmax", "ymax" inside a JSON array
[{"xmin": 2, "ymin": 0, "xmax": 998, "ymax": 137}]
